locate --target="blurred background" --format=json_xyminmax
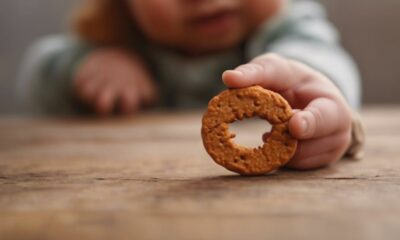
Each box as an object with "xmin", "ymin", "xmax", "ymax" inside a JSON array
[{"xmin": 0, "ymin": 0, "xmax": 399, "ymax": 114}]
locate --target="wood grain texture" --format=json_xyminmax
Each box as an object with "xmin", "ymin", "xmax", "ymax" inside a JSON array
[{"xmin": 1, "ymin": 106, "xmax": 400, "ymax": 240}]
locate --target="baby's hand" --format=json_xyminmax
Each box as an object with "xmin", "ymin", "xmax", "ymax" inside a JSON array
[
  {"xmin": 223, "ymin": 54, "xmax": 352, "ymax": 170},
  {"xmin": 73, "ymin": 48, "xmax": 158, "ymax": 116}
]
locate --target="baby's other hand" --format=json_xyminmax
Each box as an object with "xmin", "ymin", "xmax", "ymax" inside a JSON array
[
  {"xmin": 223, "ymin": 53, "xmax": 352, "ymax": 170},
  {"xmin": 73, "ymin": 48, "xmax": 158, "ymax": 116}
]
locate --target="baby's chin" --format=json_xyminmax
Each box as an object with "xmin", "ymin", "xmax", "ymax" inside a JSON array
[{"xmin": 149, "ymin": 23, "xmax": 250, "ymax": 56}]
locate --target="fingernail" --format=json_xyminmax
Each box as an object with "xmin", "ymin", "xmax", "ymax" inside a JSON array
[
  {"xmin": 227, "ymin": 70, "xmax": 243, "ymax": 77},
  {"xmin": 300, "ymin": 117, "xmax": 309, "ymax": 136}
]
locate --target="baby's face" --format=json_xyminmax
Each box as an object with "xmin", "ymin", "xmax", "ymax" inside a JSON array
[{"xmin": 127, "ymin": 0, "xmax": 282, "ymax": 55}]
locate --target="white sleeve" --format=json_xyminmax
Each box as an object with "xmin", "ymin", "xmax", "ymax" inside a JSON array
[{"xmin": 16, "ymin": 35, "xmax": 91, "ymax": 115}]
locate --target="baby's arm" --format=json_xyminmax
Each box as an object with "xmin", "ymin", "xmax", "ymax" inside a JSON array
[
  {"xmin": 17, "ymin": 35, "xmax": 91, "ymax": 115},
  {"xmin": 17, "ymin": 35, "xmax": 157, "ymax": 116},
  {"xmin": 223, "ymin": 54, "xmax": 352, "ymax": 169}
]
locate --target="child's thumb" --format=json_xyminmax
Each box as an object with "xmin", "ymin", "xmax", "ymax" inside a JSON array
[{"xmin": 288, "ymin": 98, "xmax": 348, "ymax": 140}]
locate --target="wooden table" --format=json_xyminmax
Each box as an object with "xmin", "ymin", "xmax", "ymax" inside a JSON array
[{"xmin": 1, "ymin": 106, "xmax": 400, "ymax": 240}]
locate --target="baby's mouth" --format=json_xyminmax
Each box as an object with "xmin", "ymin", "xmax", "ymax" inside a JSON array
[{"xmin": 189, "ymin": 9, "xmax": 239, "ymax": 35}]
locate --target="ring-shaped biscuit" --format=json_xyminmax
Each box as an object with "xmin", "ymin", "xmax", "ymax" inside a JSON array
[{"xmin": 201, "ymin": 86, "xmax": 297, "ymax": 176}]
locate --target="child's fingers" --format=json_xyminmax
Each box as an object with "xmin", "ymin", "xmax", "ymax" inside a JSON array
[
  {"xmin": 289, "ymin": 98, "xmax": 351, "ymax": 140},
  {"xmin": 285, "ymin": 148, "xmax": 344, "ymax": 170},
  {"xmin": 73, "ymin": 53, "xmax": 107, "ymax": 91},
  {"xmin": 286, "ymin": 130, "xmax": 350, "ymax": 169},
  {"xmin": 73, "ymin": 59, "xmax": 96, "ymax": 87},
  {"xmin": 262, "ymin": 132, "xmax": 271, "ymax": 142},
  {"xmin": 119, "ymin": 86, "xmax": 140, "ymax": 114},
  {"xmin": 290, "ymin": 131, "xmax": 350, "ymax": 163},
  {"xmin": 222, "ymin": 53, "xmax": 312, "ymax": 92},
  {"xmin": 95, "ymin": 86, "xmax": 119, "ymax": 116},
  {"xmin": 262, "ymin": 110, "xmax": 299, "ymax": 142},
  {"xmin": 136, "ymin": 77, "xmax": 157, "ymax": 105},
  {"xmin": 222, "ymin": 54, "xmax": 341, "ymax": 109},
  {"xmin": 76, "ymin": 76, "xmax": 105, "ymax": 104}
]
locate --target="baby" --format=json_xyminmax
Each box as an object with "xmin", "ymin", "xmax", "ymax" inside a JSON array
[{"xmin": 18, "ymin": 0, "xmax": 364, "ymax": 169}]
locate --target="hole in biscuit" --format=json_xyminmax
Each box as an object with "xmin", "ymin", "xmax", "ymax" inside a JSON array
[{"xmin": 229, "ymin": 117, "xmax": 272, "ymax": 148}]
